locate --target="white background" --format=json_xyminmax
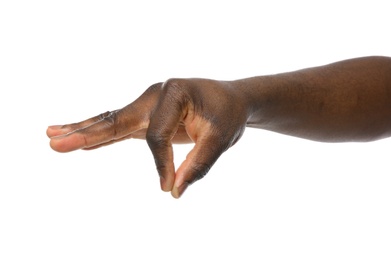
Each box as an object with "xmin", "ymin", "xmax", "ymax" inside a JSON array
[{"xmin": 1, "ymin": 1, "xmax": 391, "ymax": 259}]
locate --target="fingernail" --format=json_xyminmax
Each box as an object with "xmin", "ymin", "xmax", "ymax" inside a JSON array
[
  {"xmin": 160, "ymin": 176, "xmax": 169, "ymax": 192},
  {"xmin": 172, "ymin": 182, "xmax": 189, "ymax": 199},
  {"xmin": 46, "ymin": 125, "xmax": 70, "ymax": 138},
  {"xmin": 48, "ymin": 125, "xmax": 63, "ymax": 129}
]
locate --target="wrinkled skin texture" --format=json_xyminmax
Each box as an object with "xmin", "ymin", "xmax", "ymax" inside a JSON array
[
  {"xmin": 47, "ymin": 78, "xmax": 249, "ymax": 198},
  {"xmin": 48, "ymin": 56, "xmax": 391, "ymax": 198}
]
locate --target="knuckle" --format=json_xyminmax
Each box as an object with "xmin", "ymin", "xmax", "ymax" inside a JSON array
[
  {"xmin": 162, "ymin": 78, "xmax": 188, "ymax": 101},
  {"xmin": 163, "ymin": 78, "xmax": 183, "ymax": 90},
  {"xmin": 102, "ymin": 111, "xmax": 119, "ymax": 138},
  {"xmin": 103, "ymin": 111, "xmax": 117, "ymax": 123},
  {"xmin": 144, "ymin": 82, "xmax": 163, "ymax": 95},
  {"xmin": 98, "ymin": 111, "xmax": 112, "ymax": 120}
]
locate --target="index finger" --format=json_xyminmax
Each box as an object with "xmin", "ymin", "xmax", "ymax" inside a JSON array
[{"xmin": 145, "ymin": 82, "xmax": 188, "ymax": 192}]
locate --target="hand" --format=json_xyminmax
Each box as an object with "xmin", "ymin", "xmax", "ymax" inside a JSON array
[{"xmin": 47, "ymin": 78, "xmax": 249, "ymax": 198}]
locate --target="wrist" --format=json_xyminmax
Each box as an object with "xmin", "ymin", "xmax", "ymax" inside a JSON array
[{"xmin": 230, "ymin": 76, "xmax": 275, "ymax": 127}]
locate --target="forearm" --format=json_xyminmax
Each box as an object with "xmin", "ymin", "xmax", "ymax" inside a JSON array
[{"xmin": 234, "ymin": 56, "xmax": 391, "ymax": 142}]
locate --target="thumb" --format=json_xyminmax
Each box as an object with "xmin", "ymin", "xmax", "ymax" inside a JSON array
[{"xmin": 171, "ymin": 134, "xmax": 227, "ymax": 198}]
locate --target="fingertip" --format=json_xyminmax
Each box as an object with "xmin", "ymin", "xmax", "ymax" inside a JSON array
[
  {"xmin": 49, "ymin": 133, "xmax": 86, "ymax": 153},
  {"xmin": 160, "ymin": 175, "xmax": 174, "ymax": 192},
  {"xmin": 49, "ymin": 137, "xmax": 70, "ymax": 153},
  {"xmin": 49, "ymin": 138, "xmax": 66, "ymax": 153},
  {"xmin": 160, "ymin": 176, "xmax": 170, "ymax": 192},
  {"xmin": 171, "ymin": 188, "xmax": 180, "ymax": 199},
  {"xmin": 171, "ymin": 182, "xmax": 189, "ymax": 199},
  {"xmin": 46, "ymin": 125, "xmax": 59, "ymax": 137},
  {"xmin": 46, "ymin": 125, "xmax": 70, "ymax": 138}
]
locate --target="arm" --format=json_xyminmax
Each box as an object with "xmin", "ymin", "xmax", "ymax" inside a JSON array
[
  {"xmin": 238, "ymin": 56, "xmax": 391, "ymax": 142},
  {"xmin": 47, "ymin": 56, "xmax": 391, "ymax": 198}
]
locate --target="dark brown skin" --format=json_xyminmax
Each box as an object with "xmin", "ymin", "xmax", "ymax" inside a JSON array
[{"xmin": 47, "ymin": 56, "xmax": 391, "ymax": 198}]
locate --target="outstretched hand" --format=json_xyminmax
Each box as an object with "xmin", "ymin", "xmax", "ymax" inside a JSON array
[
  {"xmin": 47, "ymin": 57, "xmax": 391, "ymax": 197},
  {"xmin": 47, "ymin": 78, "xmax": 249, "ymax": 198}
]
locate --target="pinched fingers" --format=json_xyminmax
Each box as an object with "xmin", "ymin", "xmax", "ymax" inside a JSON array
[
  {"xmin": 146, "ymin": 80, "xmax": 190, "ymax": 192},
  {"xmin": 146, "ymin": 78, "xmax": 247, "ymax": 197}
]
